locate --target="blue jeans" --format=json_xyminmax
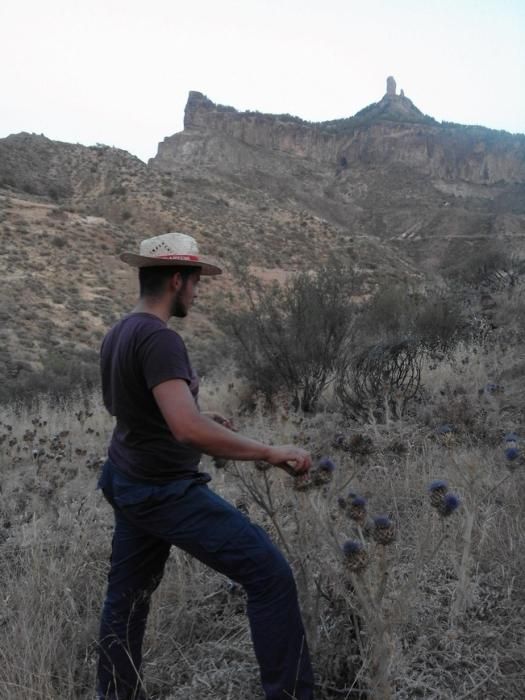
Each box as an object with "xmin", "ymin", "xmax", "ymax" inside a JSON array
[{"xmin": 97, "ymin": 460, "xmax": 314, "ymax": 699}]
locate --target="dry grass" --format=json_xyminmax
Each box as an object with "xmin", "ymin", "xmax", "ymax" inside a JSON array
[{"xmin": 0, "ymin": 343, "xmax": 524, "ymax": 699}]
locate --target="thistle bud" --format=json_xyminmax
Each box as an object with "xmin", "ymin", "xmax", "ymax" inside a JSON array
[
  {"xmin": 372, "ymin": 516, "xmax": 396, "ymax": 545},
  {"xmin": 438, "ymin": 493, "xmax": 461, "ymax": 517},
  {"xmin": 342, "ymin": 540, "xmax": 368, "ymax": 572},
  {"xmin": 293, "ymin": 474, "xmax": 314, "ymax": 491},
  {"xmin": 505, "ymin": 447, "xmax": 519, "ymax": 462},
  {"xmin": 428, "ymin": 480, "xmax": 448, "ymax": 508},
  {"xmin": 235, "ymin": 498, "xmax": 250, "ymax": 515},
  {"xmin": 311, "ymin": 470, "xmax": 330, "ymax": 486},
  {"xmin": 349, "ymin": 496, "xmax": 367, "ymax": 524},
  {"xmin": 318, "ymin": 457, "xmax": 336, "ymax": 473},
  {"xmin": 332, "ymin": 433, "xmax": 348, "ymax": 450},
  {"xmin": 505, "ymin": 432, "xmax": 519, "ymax": 445}
]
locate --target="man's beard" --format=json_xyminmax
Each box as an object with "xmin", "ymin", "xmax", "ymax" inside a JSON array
[{"xmin": 170, "ymin": 288, "xmax": 188, "ymax": 318}]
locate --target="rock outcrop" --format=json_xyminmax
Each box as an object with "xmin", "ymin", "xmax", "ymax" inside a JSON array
[
  {"xmin": 386, "ymin": 76, "xmax": 397, "ymax": 96},
  {"xmin": 152, "ymin": 80, "xmax": 525, "ymax": 186}
]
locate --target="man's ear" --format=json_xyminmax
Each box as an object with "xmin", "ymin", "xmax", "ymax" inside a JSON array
[{"xmin": 169, "ymin": 272, "xmax": 183, "ymax": 292}]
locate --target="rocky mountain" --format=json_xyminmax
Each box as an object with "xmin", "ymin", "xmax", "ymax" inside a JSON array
[
  {"xmin": 153, "ymin": 77, "xmax": 525, "ymax": 269},
  {"xmin": 0, "ymin": 77, "xmax": 524, "ymax": 397}
]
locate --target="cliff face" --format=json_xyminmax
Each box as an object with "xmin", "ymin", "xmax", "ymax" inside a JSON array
[{"xmin": 152, "ymin": 90, "xmax": 525, "ymax": 186}]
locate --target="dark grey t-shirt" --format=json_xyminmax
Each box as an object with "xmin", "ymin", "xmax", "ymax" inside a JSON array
[{"xmin": 100, "ymin": 312, "xmax": 202, "ymax": 482}]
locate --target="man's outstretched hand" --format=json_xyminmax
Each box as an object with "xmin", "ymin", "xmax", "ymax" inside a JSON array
[{"xmin": 265, "ymin": 445, "xmax": 312, "ymax": 476}]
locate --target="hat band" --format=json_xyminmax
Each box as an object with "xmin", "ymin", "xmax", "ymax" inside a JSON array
[{"xmin": 154, "ymin": 253, "xmax": 200, "ymax": 261}]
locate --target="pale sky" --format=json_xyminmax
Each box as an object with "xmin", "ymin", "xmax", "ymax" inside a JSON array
[{"xmin": 1, "ymin": 0, "xmax": 524, "ymax": 162}]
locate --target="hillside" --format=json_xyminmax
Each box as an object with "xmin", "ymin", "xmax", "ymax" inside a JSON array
[{"xmin": 0, "ymin": 77, "xmax": 524, "ymax": 397}]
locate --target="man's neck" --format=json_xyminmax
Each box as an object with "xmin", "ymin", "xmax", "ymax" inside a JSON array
[{"xmin": 132, "ymin": 299, "xmax": 170, "ymax": 323}]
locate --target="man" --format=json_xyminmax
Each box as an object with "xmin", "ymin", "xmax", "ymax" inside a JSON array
[{"xmin": 97, "ymin": 232, "xmax": 314, "ymax": 700}]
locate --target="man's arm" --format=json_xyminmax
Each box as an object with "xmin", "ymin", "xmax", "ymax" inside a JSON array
[{"xmin": 153, "ymin": 379, "xmax": 311, "ymax": 474}]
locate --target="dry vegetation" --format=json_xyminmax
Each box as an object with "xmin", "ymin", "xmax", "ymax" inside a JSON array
[
  {"xmin": 1, "ymin": 328, "xmax": 524, "ymax": 699},
  {"xmin": 1, "ymin": 126, "xmax": 525, "ymax": 699}
]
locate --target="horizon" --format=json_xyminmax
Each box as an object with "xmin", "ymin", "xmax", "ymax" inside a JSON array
[
  {"xmin": 1, "ymin": 0, "xmax": 524, "ymax": 162},
  {"xmin": 4, "ymin": 81, "xmax": 525, "ymax": 164}
]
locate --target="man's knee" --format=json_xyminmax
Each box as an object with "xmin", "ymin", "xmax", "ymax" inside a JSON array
[
  {"xmin": 103, "ymin": 584, "xmax": 153, "ymax": 625},
  {"xmin": 243, "ymin": 526, "xmax": 298, "ymax": 600}
]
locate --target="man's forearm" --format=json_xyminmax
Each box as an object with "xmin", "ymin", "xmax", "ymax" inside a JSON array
[{"xmin": 178, "ymin": 414, "xmax": 271, "ymax": 461}]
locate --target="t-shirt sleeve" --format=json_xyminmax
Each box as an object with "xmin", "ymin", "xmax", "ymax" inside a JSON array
[{"xmin": 140, "ymin": 328, "xmax": 193, "ymax": 390}]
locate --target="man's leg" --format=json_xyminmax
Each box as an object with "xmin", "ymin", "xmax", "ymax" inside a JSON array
[
  {"xmin": 196, "ymin": 521, "xmax": 314, "ymax": 700},
  {"xmin": 97, "ymin": 509, "xmax": 171, "ymax": 700},
  {"xmin": 123, "ymin": 483, "xmax": 314, "ymax": 700}
]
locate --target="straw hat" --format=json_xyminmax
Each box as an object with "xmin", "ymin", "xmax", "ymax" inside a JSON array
[{"xmin": 120, "ymin": 232, "xmax": 222, "ymax": 276}]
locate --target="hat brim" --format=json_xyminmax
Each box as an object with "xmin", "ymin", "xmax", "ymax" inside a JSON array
[{"xmin": 120, "ymin": 252, "xmax": 222, "ymax": 276}]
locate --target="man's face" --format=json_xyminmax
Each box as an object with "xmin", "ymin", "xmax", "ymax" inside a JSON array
[{"xmin": 170, "ymin": 270, "xmax": 200, "ymax": 318}]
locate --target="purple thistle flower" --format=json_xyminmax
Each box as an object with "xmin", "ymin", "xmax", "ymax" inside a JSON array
[
  {"xmin": 342, "ymin": 540, "xmax": 364, "ymax": 555},
  {"xmin": 505, "ymin": 432, "xmax": 519, "ymax": 443},
  {"xmin": 429, "ymin": 480, "xmax": 448, "ymax": 493},
  {"xmin": 372, "ymin": 515, "xmax": 396, "ymax": 545},
  {"xmin": 436, "ymin": 424, "xmax": 453, "ymax": 435},
  {"xmin": 342, "ymin": 539, "xmax": 368, "ymax": 571},
  {"xmin": 349, "ymin": 496, "xmax": 367, "ymax": 524},
  {"xmin": 505, "ymin": 447, "xmax": 519, "ymax": 461},
  {"xmin": 351, "ymin": 496, "xmax": 367, "ymax": 507},
  {"xmin": 318, "ymin": 457, "xmax": 336, "ymax": 472},
  {"xmin": 337, "ymin": 496, "xmax": 347, "ymax": 510},
  {"xmin": 439, "ymin": 493, "xmax": 461, "ymax": 517},
  {"xmin": 429, "ymin": 480, "xmax": 449, "ymax": 508}
]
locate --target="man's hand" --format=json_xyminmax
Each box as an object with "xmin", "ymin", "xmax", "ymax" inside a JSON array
[
  {"xmin": 264, "ymin": 445, "xmax": 312, "ymax": 476},
  {"xmin": 153, "ymin": 380, "xmax": 311, "ymax": 467},
  {"xmin": 201, "ymin": 411, "xmax": 236, "ymax": 431}
]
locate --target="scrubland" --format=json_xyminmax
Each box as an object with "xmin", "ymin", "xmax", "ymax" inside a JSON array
[{"xmin": 1, "ymin": 330, "xmax": 524, "ymax": 700}]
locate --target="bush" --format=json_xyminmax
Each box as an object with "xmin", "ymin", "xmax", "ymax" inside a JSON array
[
  {"xmin": 110, "ymin": 185, "xmax": 127, "ymax": 196},
  {"xmin": 336, "ymin": 338, "xmax": 423, "ymax": 421},
  {"xmin": 442, "ymin": 242, "xmax": 524, "ymax": 292},
  {"xmin": 51, "ymin": 236, "xmax": 67, "ymax": 248},
  {"xmin": 357, "ymin": 283, "xmax": 466, "ymax": 354},
  {"xmin": 0, "ymin": 352, "xmax": 100, "ymax": 405},
  {"xmin": 217, "ymin": 259, "xmax": 357, "ymax": 411},
  {"xmin": 413, "ymin": 293, "xmax": 467, "ymax": 354}
]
